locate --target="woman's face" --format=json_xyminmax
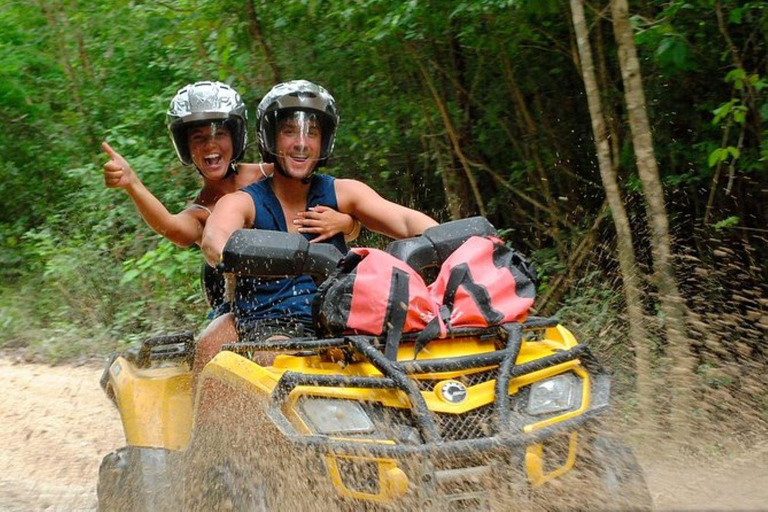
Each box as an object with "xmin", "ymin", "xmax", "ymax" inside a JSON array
[{"xmin": 188, "ymin": 123, "xmax": 233, "ymax": 180}]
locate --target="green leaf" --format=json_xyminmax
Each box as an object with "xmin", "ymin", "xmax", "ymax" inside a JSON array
[
  {"xmin": 725, "ymin": 68, "xmax": 746, "ymax": 85},
  {"xmin": 708, "ymin": 148, "xmax": 727, "ymax": 167},
  {"xmin": 712, "ymin": 100, "xmax": 734, "ymax": 125},
  {"xmin": 729, "ymin": 7, "xmax": 745, "ymax": 24},
  {"xmin": 753, "ymin": 77, "xmax": 768, "ymax": 92},
  {"xmin": 713, "ymin": 216, "xmax": 740, "ymax": 230},
  {"xmin": 656, "ymin": 36, "xmax": 690, "ymax": 71},
  {"xmin": 120, "ymin": 268, "xmax": 141, "ymax": 285}
]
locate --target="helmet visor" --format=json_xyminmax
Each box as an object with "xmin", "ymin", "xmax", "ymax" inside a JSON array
[
  {"xmin": 264, "ymin": 110, "xmax": 330, "ymax": 162},
  {"xmin": 186, "ymin": 121, "xmax": 231, "ymax": 147}
]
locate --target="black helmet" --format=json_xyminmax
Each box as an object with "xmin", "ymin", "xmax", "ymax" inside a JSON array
[
  {"xmin": 256, "ymin": 80, "xmax": 338, "ymax": 168},
  {"xmin": 167, "ymin": 81, "xmax": 248, "ymax": 166}
]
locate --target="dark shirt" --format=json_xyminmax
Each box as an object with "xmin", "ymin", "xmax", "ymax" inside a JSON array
[{"xmin": 231, "ymin": 174, "xmax": 347, "ymax": 329}]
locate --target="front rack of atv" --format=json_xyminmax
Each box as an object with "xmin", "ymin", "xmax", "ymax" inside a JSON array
[{"xmin": 221, "ymin": 316, "xmax": 610, "ymax": 456}]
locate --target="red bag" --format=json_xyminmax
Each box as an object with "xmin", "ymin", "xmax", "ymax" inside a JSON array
[
  {"xmin": 314, "ymin": 248, "xmax": 446, "ymax": 358},
  {"xmin": 429, "ymin": 236, "xmax": 535, "ymax": 328},
  {"xmin": 314, "ymin": 236, "xmax": 536, "ymax": 358}
]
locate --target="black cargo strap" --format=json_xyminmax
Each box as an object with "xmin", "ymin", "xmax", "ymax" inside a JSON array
[
  {"xmin": 443, "ymin": 263, "xmax": 504, "ymax": 325},
  {"xmin": 413, "ymin": 263, "xmax": 508, "ymax": 357},
  {"xmin": 413, "ymin": 305, "xmax": 451, "ymax": 357},
  {"xmin": 383, "ymin": 268, "xmax": 410, "ymax": 361}
]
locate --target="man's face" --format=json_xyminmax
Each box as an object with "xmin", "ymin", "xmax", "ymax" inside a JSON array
[
  {"xmin": 275, "ymin": 112, "xmax": 322, "ymax": 179},
  {"xmin": 188, "ymin": 123, "xmax": 233, "ymax": 179}
]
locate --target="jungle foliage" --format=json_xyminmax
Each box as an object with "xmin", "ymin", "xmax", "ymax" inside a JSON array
[{"xmin": 0, "ymin": 1, "xmax": 765, "ymax": 433}]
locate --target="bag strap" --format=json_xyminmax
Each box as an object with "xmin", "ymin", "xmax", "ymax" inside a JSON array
[
  {"xmin": 383, "ymin": 268, "xmax": 410, "ymax": 361},
  {"xmin": 416, "ymin": 263, "xmax": 475, "ymax": 352},
  {"xmin": 413, "ymin": 304, "xmax": 450, "ymax": 357},
  {"xmin": 413, "ymin": 262, "xmax": 500, "ymax": 357},
  {"xmin": 443, "ymin": 262, "xmax": 505, "ymax": 324}
]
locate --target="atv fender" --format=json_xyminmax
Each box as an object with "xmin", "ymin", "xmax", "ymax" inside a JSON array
[{"xmin": 103, "ymin": 356, "xmax": 193, "ymax": 450}]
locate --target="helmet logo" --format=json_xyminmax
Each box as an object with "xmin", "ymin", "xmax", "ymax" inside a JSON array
[
  {"xmin": 189, "ymin": 86, "xmax": 218, "ymax": 111},
  {"xmin": 437, "ymin": 380, "xmax": 468, "ymax": 404},
  {"xmin": 189, "ymin": 85, "xmax": 233, "ymax": 111}
]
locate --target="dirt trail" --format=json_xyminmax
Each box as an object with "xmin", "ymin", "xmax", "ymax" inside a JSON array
[
  {"xmin": 0, "ymin": 357, "xmax": 123, "ymax": 511},
  {"xmin": 0, "ymin": 356, "xmax": 766, "ymax": 511},
  {"xmin": 639, "ymin": 440, "xmax": 768, "ymax": 511}
]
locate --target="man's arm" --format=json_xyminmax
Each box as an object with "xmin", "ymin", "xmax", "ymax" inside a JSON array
[
  {"xmin": 335, "ymin": 179, "xmax": 437, "ymax": 239},
  {"xmin": 201, "ymin": 191, "xmax": 256, "ymax": 267},
  {"xmin": 102, "ymin": 142, "xmax": 204, "ymax": 247}
]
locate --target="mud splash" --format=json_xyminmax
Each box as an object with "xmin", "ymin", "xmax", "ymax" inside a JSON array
[{"xmin": 0, "ymin": 356, "xmax": 766, "ymax": 511}]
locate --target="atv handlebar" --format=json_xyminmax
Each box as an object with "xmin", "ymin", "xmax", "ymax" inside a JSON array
[
  {"xmin": 220, "ymin": 229, "xmax": 343, "ymax": 279},
  {"xmin": 123, "ymin": 331, "xmax": 195, "ymax": 368},
  {"xmin": 219, "ymin": 217, "xmax": 498, "ymax": 282}
]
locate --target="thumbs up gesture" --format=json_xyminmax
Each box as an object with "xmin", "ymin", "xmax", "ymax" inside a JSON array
[{"xmin": 101, "ymin": 142, "xmax": 135, "ymax": 189}]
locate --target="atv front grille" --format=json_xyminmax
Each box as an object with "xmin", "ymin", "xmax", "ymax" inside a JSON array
[
  {"xmin": 413, "ymin": 369, "xmax": 497, "ymax": 391},
  {"xmin": 269, "ymin": 320, "xmax": 604, "ymax": 448},
  {"xmin": 435, "ymin": 404, "xmax": 495, "ymax": 441}
]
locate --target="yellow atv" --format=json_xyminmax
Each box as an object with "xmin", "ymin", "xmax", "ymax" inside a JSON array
[{"xmin": 98, "ymin": 218, "xmax": 651, "ymax": 511}]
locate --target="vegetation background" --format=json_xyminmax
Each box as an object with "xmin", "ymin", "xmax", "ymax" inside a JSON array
[{"xmin": 0, "ymin": 0, "xmax": 765, "ymax": 444}]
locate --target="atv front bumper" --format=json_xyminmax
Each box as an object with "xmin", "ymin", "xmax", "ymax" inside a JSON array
[
  {"xmin": 264, "ymin": 354, "xmax": 610, "ymax": 507},
  {"xmin": 280, "ymin": 411, "xmax": 606, "ymax": 507},
  {"xmin": 206, "ymin": 326, "xmax": 611, "ymax": 507}
]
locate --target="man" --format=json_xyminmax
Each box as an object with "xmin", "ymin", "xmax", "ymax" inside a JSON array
[{"xmin": 195, "ymin": 80, "xmax": 437, "ymax": 372}]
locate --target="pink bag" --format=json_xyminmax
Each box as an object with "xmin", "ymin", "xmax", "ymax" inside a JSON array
[
  {"xmin": 428, "ymin": 236, "xmax": 535, "ymax": 328},
  {"xmin": 314, "ymin": 237, "xmax": 536, "ymax": 358},
  {"xmin": 314, "ymin": 248, "xmax": 446, "ymax": 359}
]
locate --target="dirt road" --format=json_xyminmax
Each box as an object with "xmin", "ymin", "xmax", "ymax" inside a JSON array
[
  {"xmin": 0, "ymin": 357, "xmax": 123, "ymax": 511},
  {"xmin": 1, "ymin": 356, "xmax": 766, "ymax": 511}
]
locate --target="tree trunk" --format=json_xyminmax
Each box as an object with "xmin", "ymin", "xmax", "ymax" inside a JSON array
[
  {"xmin": 594, "ymin": 10, "xmax": 622, "ymax": 170},
  {"xmin": 501, "ymin": 55, "xmax": 566, "ymax": 259},
  {"xmin": 408, "ymin": 46, "xmax": 486, "ymax": 217},
  {"xmin": 570, "ymin": 0, "xmax": 655, "ymax": 428},
  {"xmin": 246, "ymin": 0, "xmax": 281, "ymax": 84},
  {"xmin": 610, "ymin": 0, "xmax": 696, "ymax": 440}
]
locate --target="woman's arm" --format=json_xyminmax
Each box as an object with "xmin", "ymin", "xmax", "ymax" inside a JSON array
[{"xmin": 102, "ymin": 142, "xmax": 204, "ymax": 247}]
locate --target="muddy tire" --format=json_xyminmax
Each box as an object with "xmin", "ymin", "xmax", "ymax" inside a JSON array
[
  {"xmin": 548, "ymin": 435, "xmax": 652, "ymax": 511},
  {"xmin": 97, "ymin": 447, "xmax": 177, "ymax": 512},
  {"xmin": 181, "ymin": 419, "xmax": 274, "ymax": 511},
  {"xmin": 184, "ymin": 458, "xmax": 270, "ymax": 511}
]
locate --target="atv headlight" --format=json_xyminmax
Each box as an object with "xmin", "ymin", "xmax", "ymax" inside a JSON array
[
  {"xmin": 526, "ymin": 373, "xmax": 582, "ymax": 416},
  {"xmin": 300, "ymin": 399, "xmax": 375, "ymax": 435}
]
